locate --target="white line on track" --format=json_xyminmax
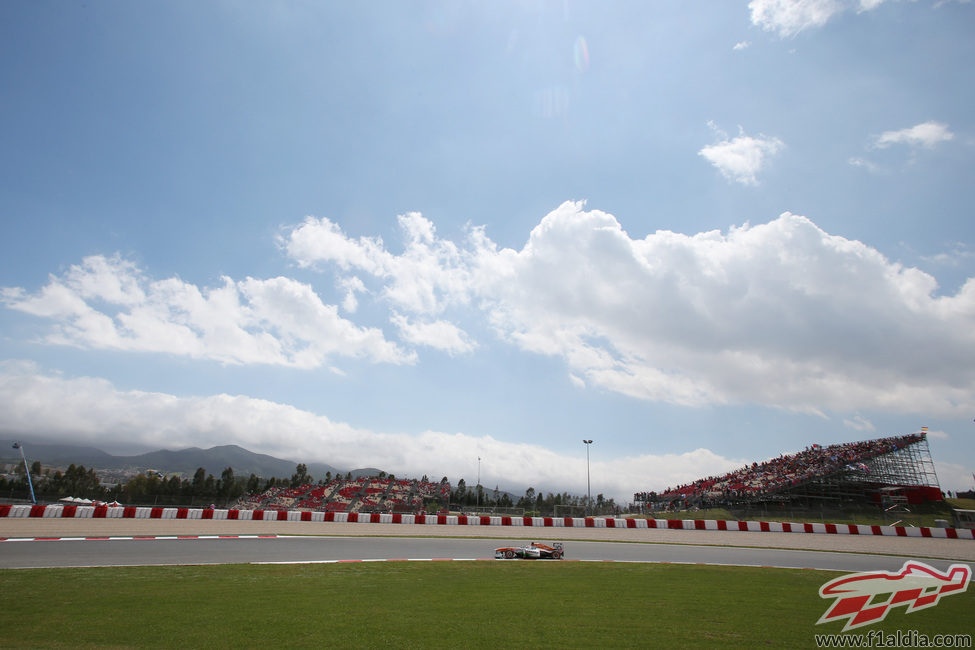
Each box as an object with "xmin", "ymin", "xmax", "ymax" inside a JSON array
[{"xmin": 249, "ymin": 557, "xmax": 848, "ymax": 571}]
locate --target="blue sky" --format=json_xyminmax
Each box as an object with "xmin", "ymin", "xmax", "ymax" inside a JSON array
[{"xmin": 1, "ymin": 1, "xmax": 973, "ymax": 501}]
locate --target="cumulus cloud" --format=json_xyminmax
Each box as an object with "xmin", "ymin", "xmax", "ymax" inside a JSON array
[
  {"xmin": 873, "ymin": 121, "xmax": 955, "ymax": 149},
  {"xmin": 698, "ymin": 124, "xmax": 784, "ymax": 186},
  {"xmin": 749, "ymin": 0, "xmax": 846, "ymax": 37},
  {"xmin": 7, "ymin": 203, "xmax": 975, "ymax": 420},
  {"xmin": 390, "ymin": 313, "xmax": 477, "ymax": 355},
  {"xmin": 1, "ymin": 255, "xmax": 414, "ymax": 368},
  {"xmin": 0, "ymin": 362, "xmax": 743, "ymax": 500},
  {"xmin": 749, "ymin": 0, "xmax": 890, "ymax": 37},
  {"xmin": 283, "ymin": 211, "xmax": 473, "ymax": 316},
  {"xmin": 283, "ymin": 202, "xmax": 975, "ymax": 418}
]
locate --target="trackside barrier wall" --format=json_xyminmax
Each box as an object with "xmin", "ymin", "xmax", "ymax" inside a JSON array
[{"xmin": 0, "ymin": 504, "xmax": 972, "ymax": 540}]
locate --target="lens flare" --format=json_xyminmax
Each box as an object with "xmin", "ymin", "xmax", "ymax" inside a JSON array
[{"xmin": 573, "ymin": 36, "xmax": 589, "ymax": 73}]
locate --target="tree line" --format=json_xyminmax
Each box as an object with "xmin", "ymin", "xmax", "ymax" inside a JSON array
[
  {"xmin": 2, "ymin": 462, "xmax": 396, "ymax": 507},
  {"xmin": 449, "ymin": 478, "xmax": 619, "ymax": 516},
  {"xmin": 3, "ymin": 462, "xmax": 620, "ymax": 515},
  {"xmin": 1, "ymin": 463, "xmax": 307, "ymax": 506}
]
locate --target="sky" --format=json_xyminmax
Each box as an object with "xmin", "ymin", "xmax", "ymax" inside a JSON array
[{"xmin": 1, "ymin": 0, "xmax": 973, "ymax": 502}]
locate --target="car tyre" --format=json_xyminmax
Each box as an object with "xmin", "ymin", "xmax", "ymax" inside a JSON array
[
  {"xmin": 552, "ymin": 550, "xmax": 561, "ymax": 560},
  {"xmin": 504, "ymin": 550, "xmax": 514, "ymax": 559}
]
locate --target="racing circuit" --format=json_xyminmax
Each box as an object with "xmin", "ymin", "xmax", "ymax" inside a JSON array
[{"xmin": 2, "ymin": 515, "xmax": 973, "ymax": 573}]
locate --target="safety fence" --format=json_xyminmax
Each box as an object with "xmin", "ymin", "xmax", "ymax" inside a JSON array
[{"xmin": 0, "ymin": 504, "xmax": 971, "ymax": 539}]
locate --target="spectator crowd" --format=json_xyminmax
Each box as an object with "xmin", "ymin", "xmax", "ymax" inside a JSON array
[
  {"xmin": 232, "ymin": 476, "xmax": 451, "ymax": 514},
  {"xmin": 634, "ymin": 432, "xmax": 927, "ymax": 509}
]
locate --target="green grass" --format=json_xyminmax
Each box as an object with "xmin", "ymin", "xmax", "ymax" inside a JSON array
[
  {"xmin": 2, "ymin": 562, "xmax": 972, "ymax": 649},
  {"xmin": 948, "ymin": 497, "xmax": 975, "ymax": 510}
]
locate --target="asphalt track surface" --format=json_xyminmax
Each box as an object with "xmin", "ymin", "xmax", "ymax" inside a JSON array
[
  {"xmin": 2, "ymin": 535, "xmax": 973, "ymax": 574},
  {"xmin": 2, "ymin": 519, "xmax": 973, "ymax": 573}
]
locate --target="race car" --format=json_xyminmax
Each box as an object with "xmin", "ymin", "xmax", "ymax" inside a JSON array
[{"xmin": 495, "ymin": 541, "xmax": 564, "ymax": 560}]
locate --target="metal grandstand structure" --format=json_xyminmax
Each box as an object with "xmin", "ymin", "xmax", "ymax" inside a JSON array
[
  {"xmin": 738, "ymin": 432, "xmax": 942, "ymax": 507},
  {"xmin": 636, "ymin": 431, "xmax": 943, "ymax": 511}
]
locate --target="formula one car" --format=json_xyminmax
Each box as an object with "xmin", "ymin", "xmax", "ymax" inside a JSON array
[{"xmin": 495, "ymin": 541, "xmax": 564, "ymax": 560}]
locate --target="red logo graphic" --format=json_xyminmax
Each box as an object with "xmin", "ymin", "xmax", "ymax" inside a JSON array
[{"xmin": 817, "ymin": 561, "xmax": 970, "ymax": 632}]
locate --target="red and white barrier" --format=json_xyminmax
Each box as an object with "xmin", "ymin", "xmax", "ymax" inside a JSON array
[{"xmin": 1, "ymin": 504, "xmax": 971, "ymax": 540}]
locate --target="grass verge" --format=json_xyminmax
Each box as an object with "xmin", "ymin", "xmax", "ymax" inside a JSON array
[{"xmin": 1, "ymin": 562, "xmax": 972, "ymax": 649}]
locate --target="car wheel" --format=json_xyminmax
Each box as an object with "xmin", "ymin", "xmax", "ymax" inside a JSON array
[
  {"xmin": 552, "ymin": 550, "xmax": 561, "ymax": 560},
  {"xmin": 504, "ymin": 550, "xmax": 514, "ymax": 559}
]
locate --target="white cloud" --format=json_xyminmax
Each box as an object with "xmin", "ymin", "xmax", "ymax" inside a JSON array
[
  {"xmin": 699, "ymin": 125, "xmax": 784, "ymax": 186},
  {"xmin": 749, "ymin": 0, "xmax": 846, "ymax": 37},
  {"xmin": 8, "ymin": 203, "xmax": 975, "ymax": 421},
  {"xmin": 284, "ymin": 202, "xmax": 975, "ymax": 418},
  {"xmin": 749, "ymin": 0, "xmax": 889, "ymax": 37},
  {"xmin": 0, "ymin": 362, "xmax": 744, "ymax": 501},
  {"xmin": 339, "ymin": 276, "xmax": 366, "ymax": 313},
  {"xmin": 873, "ymin": 121, "xmax": 955, "ymax": 149},
  {"xmin": 285, "ymin": 212, "xmax": 474, "ymax": 316},
  {"xmin": 857, "ymin": 0, "xmax": 888, "ymax": 10},
  {"xmin": 843, "ymin": 414, "xmax": 876, "ymax": 432},
  {"xmin": 733, "ymin": 41, "xmax": 751, "ymax": 51},
  {"xmin": 921, "ymin": 243, "xmax": 975, "ymax": 268},
  {"xmin": 848, "ymin": 156, "xmax": 883, "ymax": 173},
  {"xmin": 390, "ymin": 313, "xmax": 477, "ymax": 355},
  {"xmin": 934, "ymin": 461, "xmax": 974, "ymax": 493},
  {"xmin": 1, "ymin": 256, "xmax": 414, "ymax": 369}
]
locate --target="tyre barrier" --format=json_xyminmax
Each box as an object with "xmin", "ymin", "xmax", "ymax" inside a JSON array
[{"xmin": 0, "ymin": 504, "xmax": 972, "ymax": 540}]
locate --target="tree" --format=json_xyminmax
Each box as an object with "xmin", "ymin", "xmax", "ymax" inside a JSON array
[
  {"xmin": 453, "ymin": 478, "xmax": 467, "ymax": 503},
  {"xmin": 246, "ymin": 473, "xmax": 260, "ymax": 494},
  {"xmin": 166, "ymin": 475, "xmax": 183, "ymax": 500},
  {"xmin": 192, "ymin": 467, "xmax": 206, "ymax": 493},
  {"xmin": 291, "ymin": 463, "xmax": 311, "ymax": 488},
  {"xmin": 517, "ymin": 487, "xmax": 536, "ymax": 510},
  {"xmin": 220, "ymin": 467, "xmax": 235, "ymax": 493}
]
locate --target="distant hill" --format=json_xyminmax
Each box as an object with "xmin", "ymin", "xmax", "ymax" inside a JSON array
[{"xmin": 0, "ymin": 439, "xmax": 376, "ymax": 482}]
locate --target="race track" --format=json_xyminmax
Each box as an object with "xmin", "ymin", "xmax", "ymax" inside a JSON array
[
  {"xmin": 1, "ymin": 534, "xmax": 974, "ymax": 573},
  {"xmin": 2, "ymin": 518, "xmax": 973, "ymax": 572}
]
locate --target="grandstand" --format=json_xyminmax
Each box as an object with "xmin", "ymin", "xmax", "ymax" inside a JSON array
[
  {"xmin": 635, "ymin": 431, "xmax": 942, "ymax": 512},
  {"xmin": 231, "ymin": 476, "xmax": 451, "ymax": 514}
]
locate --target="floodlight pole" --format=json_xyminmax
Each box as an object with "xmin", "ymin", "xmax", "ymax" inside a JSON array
[
  {"xmin": 476, "ymin": 456, "xmax": 481, "ymax": 513},
  {"xmin": 583, "ymin": 440, "xmax": 593, "ymax": 516},
  {"xmin": 12, "ymin": 442, "xmax": 36, "ymax": 505}
]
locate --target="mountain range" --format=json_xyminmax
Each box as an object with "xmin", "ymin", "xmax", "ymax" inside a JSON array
[{"xmin": 0, "ymin": 439, "xmax": 385, "ymax": 481}]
